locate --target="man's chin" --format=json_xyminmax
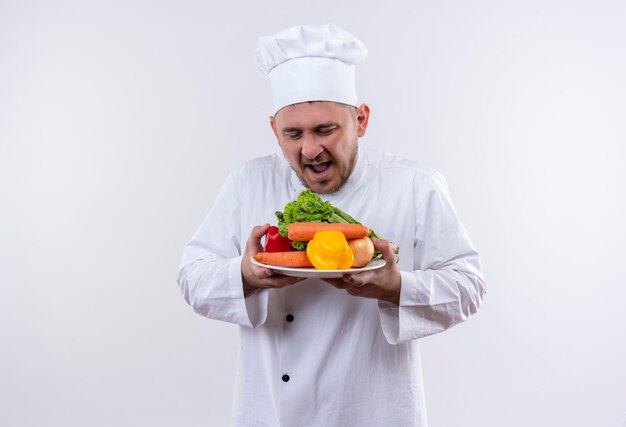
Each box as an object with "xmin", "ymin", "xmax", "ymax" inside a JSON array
[
  {"xmin": 301, "ymin": 176, "xmax": 343, "ymax": 194},
  {"xmin": 307, "ymin": 183, "xmax": 334, "ymax": 194},
  {"xmin": 293, "ymin": 168, "xmax": 346, "ymax": 194}
]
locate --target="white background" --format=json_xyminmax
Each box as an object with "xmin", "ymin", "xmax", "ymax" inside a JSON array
[{"xmin": 1, "ymin": 1, "xmax": 625, "ymax": 426}]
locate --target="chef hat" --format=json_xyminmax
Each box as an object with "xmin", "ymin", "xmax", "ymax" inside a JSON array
[{"xmin": 255, "ymin": 24, "xmax": 368, "ymax": 115}]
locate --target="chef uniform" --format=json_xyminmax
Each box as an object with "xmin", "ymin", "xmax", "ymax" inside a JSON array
[{"xmin": 177, "ymin": 24, "xmax": 486, "ymax": 427}]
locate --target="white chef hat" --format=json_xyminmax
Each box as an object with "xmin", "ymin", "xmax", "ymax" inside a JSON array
[{"xmin": 255, "ymin": 24, "xmax": 368, "ymax": 115}]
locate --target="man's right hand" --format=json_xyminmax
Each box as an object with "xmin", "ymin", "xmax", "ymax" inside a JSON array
[{"xmin": 241, "ymin": 224, "xmax": 303, "ymax": 296}]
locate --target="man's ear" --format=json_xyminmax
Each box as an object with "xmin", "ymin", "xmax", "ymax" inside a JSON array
[
  {"xmin": 270, "ymin": 116, "xmax": 279, "ymax": 140},
  {"xmin": 355, "ymin": 104, "xmax": 370, "ymax": 137}
]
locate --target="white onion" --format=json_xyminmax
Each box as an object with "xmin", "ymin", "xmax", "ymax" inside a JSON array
[{"xmin": 348, "ymin": 237, "xmax": 375, "ymax": 268}]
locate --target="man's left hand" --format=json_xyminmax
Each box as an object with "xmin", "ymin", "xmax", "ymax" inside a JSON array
[{"xmin": 324, "ymin": 237, "xmax": 401, "ymax": 305}]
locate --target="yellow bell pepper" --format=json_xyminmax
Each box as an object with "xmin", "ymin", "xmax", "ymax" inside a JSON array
[{"xmin": 306, "ymin": 230, "xmax": 354, "ymax": 270}]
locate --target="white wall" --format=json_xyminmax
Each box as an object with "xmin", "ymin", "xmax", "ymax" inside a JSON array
[{"xmin": 1, "ymin": 1, "xmax": 625, "ymax": 426}]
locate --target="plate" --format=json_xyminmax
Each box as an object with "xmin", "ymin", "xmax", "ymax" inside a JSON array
[{"xmin": 250, "ymin": 258, "xmax": 386, "ymax": 279}]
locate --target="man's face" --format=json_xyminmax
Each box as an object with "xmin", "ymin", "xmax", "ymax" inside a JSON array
[{"xmin": 270, "ymin": 102, "xmax": 370, "ymax": 194}]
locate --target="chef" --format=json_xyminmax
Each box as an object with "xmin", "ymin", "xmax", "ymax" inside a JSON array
[{"xmin": 177, "ymin": 24, "xmax": 486, "ymax": 427}]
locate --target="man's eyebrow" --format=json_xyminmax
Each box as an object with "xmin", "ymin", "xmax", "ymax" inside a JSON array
[
  {"xmin": 281, "ymin": 127, "xmax": 302, "ymax": 134},
  {"xmin": 315, "ymin": 122, "xmax": 340, "ymax": 130}
]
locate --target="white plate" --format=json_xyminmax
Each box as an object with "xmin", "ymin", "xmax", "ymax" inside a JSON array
[{"xmin": 250, "ymin": 258, "xmax": 386, "ymax": 279}]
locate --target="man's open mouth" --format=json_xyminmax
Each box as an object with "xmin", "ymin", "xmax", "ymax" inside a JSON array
[{"xmin": 305, "ymin": 161, "xmax": 332, "ymax": 174}]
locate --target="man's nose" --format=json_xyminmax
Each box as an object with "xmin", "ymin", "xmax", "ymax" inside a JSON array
[{"xmin": 301, "ymin": 134, "xmax": 324, "ymax": 159}]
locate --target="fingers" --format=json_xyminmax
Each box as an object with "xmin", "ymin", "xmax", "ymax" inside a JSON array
[
  {"xmin": 345, "ymin": 287, "xmax": 359, "ymax": 296},
  {"xmin": 324, "ymin": 274, "xmax": 362, "ymax": 291},
  {"xmin": 371, "ymin": 237, "xmax": 393, "ymax": 261},
  {"xmin": 242, "ymin": 224, "xmax": 304, "ymax": 292},
  {"xmin": 269, "ymin": 275, "xmax": 304, "ymax": 288},
  {"xmin": 257, "ymin": 267, "xmax": 303, "ymax": 287},
  {"xmin": 323, "ymin": 278, "xmax": 349, "ymax": 289},
  {"xmin": 258, "ymin": 267, "xmax": 274, "ymax": 278},
  {"xmin": 323, "ymin": 245, "xmax": 401, "ymax": 302},
  {"xmin": 245, "ymin": 265, "xmax": 303, "ymax": 290},
  {"xmin": 252, "ymin": 223, "xmax": 271, "ymax": 239},
  {"xmin": 246, "ymin": 223, "xmax": 270, "ymax": 254},
  {"xmin": 342, "ymin": 273, "xmax": 370, "ymax": 289}
]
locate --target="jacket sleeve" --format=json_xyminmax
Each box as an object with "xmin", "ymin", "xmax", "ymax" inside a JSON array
[
  {"xmin": 176, "ymin": 172, "xmax": 269, "ymax": 328},
  {"xmin": 378, "ymin": 171, "xmax": 486, "ymax": 344}
]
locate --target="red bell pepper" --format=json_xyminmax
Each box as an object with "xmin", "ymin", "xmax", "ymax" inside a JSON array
[{"xmin": 264, "ymin": 226, "xmax": 294, "ymax": 252}]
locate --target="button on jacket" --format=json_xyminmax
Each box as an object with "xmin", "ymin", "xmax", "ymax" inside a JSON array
[{"xmin": 177, "ymin": 147, "xmax": 486, "ymax": 427}]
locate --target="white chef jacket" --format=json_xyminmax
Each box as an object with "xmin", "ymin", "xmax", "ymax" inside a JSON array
[{"xmin": 177, "ymin": 146, "xmax": 486, "ymax": 427}]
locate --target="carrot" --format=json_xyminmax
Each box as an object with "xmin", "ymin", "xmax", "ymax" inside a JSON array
[
  {"xmin": 288, "ymin": 222, "xmax": 370, "ymax": 241},
  {"xmin": 254, "ymin": 251, "xmax": 313, "ymax": 268}
]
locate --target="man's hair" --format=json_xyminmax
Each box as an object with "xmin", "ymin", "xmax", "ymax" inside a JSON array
[{"xmin": 284, "ymin": 101, "xmax": 357, "ymax": 117}]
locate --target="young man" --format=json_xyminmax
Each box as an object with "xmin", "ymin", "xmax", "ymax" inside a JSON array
[{"xmin": 178, "ymin": 24, "xmax": 486, "ymax": 427}]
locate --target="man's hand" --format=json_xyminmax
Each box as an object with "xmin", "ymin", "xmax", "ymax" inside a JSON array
[
  {"xmin": 241, "ymin": 224, "xmax": 303, "ymax": 296},
  {"xmin": 324, "ymin": 237, "xmax": 401, "ymax": 305}
]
